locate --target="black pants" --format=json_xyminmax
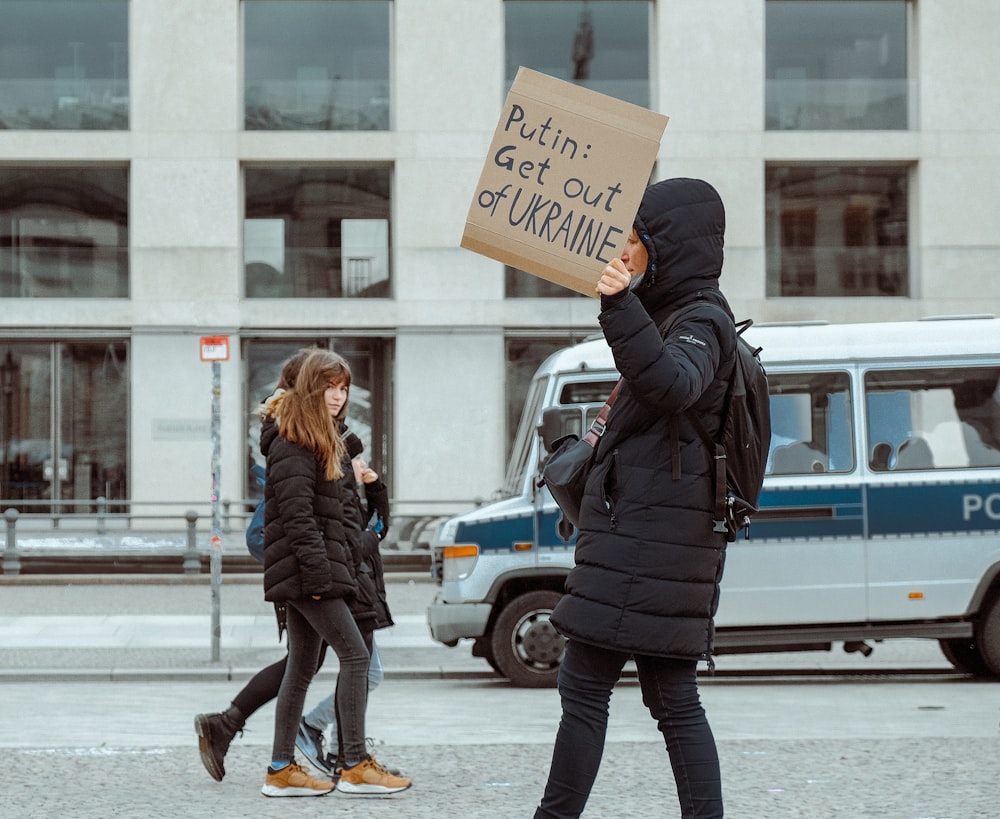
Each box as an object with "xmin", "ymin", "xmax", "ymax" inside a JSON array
[
  {"xmin": 271, "ymin": 596, "xmax": 370, "ymax": 764},
  {"xmin": 535, "ymin": 639, "xmax": 723, "ymax": 818},
  {"xmin": 230, "ymin": 651, "xmax": 324, "ymax": 720}
]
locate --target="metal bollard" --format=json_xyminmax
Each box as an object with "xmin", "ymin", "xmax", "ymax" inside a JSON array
[
  {"xmin": 182, "ymin": 509, "xmax": 201, "ymax": 574},
  {"xmin": 2, "ymin": 508, "xmax": 20, "ymax": 575},
  {"xmin": 222, "ymin": 499, "xmax": 231, "ymax": 534},
  {"xmin": 96, "ymin": 496, "xmax": 107, "ymax": 535}
]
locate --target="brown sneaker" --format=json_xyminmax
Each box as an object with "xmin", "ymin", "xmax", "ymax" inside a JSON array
[
  {"xmin": 336, "ymin": 756, "xmax": 412, "ymax": 795},
  {"xmin": 261, "ymin": 762, "xmax": 334, "ymax": 797}
]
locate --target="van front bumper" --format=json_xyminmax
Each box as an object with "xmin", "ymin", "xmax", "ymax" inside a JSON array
[{"xmin": 426, "ymin": 599, "xmax": 492, "ymax": 646}]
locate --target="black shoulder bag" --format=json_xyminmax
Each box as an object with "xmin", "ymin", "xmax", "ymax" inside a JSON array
[{"xmin": 539, "ymin": 379, "xmax": 622, "ymax": 530}]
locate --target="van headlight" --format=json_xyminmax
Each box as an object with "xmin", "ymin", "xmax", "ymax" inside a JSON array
[{"xmin": 441, "ymin": 544, "xmax": 480, "ymax": 581}]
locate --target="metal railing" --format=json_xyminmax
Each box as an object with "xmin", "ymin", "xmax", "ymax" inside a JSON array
[
  {"xmin": 0, "ymin": 496, "xmax": 257, "ymax": 534},
  {"xmin": 0, "ymin": 496, "xmax": 484, "ymax": 576},
  {"xmin": 2, "ymin": 505, "xmax": 208, "ymax": 576}
]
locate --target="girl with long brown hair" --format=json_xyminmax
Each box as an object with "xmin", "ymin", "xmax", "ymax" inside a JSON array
[{"xmin": 259, "ymin": 348, "xmax": 409, "ymax": 797}]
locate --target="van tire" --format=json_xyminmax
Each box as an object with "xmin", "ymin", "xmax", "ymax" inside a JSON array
[
  {"xmin": 938, "ymin": 637, "xmax": 991, "ymax": 677},
  {"xmin": 978, "ymin": 597, "xmax": 1000, "ymax": 678},
  {"xmin": 491, "ymin": 590, "xmax": 565, "ymax": 688}
]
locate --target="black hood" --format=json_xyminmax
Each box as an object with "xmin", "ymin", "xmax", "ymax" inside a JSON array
[
  {"xmin": 632, "ymin": 178, "xmax": 729, "ymax": 322},
  {"xmin": 259, "ymin": 415, "xmax": 278, "ymax": 458}
]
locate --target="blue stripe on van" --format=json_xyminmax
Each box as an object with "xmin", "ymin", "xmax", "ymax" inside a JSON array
[
  {"xmin": 455, "ymin": 516, "xmax": 534, "ymax": 550},
  {"xmin": 866, "ymin": 481, "xmax": 1000, "ymax": 536},
  {"xmin": 753, "ymin": 487, "xmax": 865, "ymax": 540},
  {"xmin": 459, "ymin": 482, "xmax": 1000, "ymax": 549}
]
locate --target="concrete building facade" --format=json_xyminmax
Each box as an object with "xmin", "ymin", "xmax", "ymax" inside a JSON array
[{"xmin": 0, "ymin": 0, "xmax": 997, "ymax": 533}]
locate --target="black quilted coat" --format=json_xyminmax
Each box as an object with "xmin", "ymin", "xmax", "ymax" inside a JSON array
[
  {"xmin": 338, "ymin": 441, "xmax": 394, "ymax": 632},
  {"xmin": 550, "ymin": 178, "xmax": 738, "ymax": 662},
  {"xmin": 260, "ymin": 418, "xmax": 357, "ymax": 603}
]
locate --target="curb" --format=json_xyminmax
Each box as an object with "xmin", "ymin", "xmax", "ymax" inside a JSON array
[
  {"xmin": 0, "ymin": 666, "xmax": 499, "ymax": 684},
  {"xmin": 0, "ymin": 571, "xmax": 434, "ymax": 586}
]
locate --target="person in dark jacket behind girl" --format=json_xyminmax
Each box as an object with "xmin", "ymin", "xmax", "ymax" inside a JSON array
[
  {"xmin": 259, "ymin": 348, "xmax": 410, "ymax": 797},
  {"xmin": 533, "ymin": 178, "xmax": 737, "ymax": 819},
  {"xmin": 295, "ymin": 430, "xmax": 397, "ymax": 777}
]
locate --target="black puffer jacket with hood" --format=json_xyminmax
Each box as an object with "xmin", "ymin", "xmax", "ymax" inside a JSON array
[
  {"xmin": 549, "ymin": 178, "xmax": 738, "ymax": 662},
  {"xmin": 340, "ymin": 428, "xmax": 394, "ymax": 632},
  {"xmin": 260, "ymin": 416, "xmax": 357, "ymax": 603}
]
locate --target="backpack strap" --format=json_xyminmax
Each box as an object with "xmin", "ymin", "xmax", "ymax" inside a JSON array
[
  {"xmin": 583, "ymin": 379, "xmax": 623, "ymax": 446},
  {"xmin": 659, "ymin": 300, "xmax": 738, "ymax": 535},
  {"xmin": 688, "ymin": 412, "xmax": 730, "ymax": 535}
]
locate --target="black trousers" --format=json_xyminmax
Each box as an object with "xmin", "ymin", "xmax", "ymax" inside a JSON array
[{"xmin": 535, "ymin": 639, "xmax": 723, "ymax": 819}]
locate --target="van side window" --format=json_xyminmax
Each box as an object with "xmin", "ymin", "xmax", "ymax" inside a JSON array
[
  {"xmin": 766, "ymin": 372, "xmax": 853, "ymax": 475},
  {"xmin": 864, "ymin": 367, "xmax": 1000, "ymax": 470}
]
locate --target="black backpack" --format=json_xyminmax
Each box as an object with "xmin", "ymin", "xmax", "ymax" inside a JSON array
[{"xmin": 666, "ymin": 306, "xmax": 772, "ymax": 541}]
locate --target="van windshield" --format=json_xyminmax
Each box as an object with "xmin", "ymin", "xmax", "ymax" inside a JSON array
[{"xmin": 503, "ymin": 375, "xmax": 548, "ymax": 496}]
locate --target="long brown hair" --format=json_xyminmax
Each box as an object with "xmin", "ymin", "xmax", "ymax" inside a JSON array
[{"xmin": 273, "ymin": 349, "xmax": 352, "ymax": 480}]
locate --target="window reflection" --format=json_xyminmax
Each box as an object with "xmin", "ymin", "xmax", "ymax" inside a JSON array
[
  {"xmin": 0, "ymin": 166, "xmax": 129, "ymax": 298},
  {"xmin": 0, "ymin": 341, "xmax": 128, "ymax": 509},
  {"xmin": 865, "ymin": 368, "xmax": 1000, "ymax": 471},
  {"xmin": 244, "ymin": 166, "xmax": 391, "ymax": 298},
  {"xmin": 0, "ymin": 0, "xmax": 128, "ymax": 130},
  {"xmin": 766, "ymin": 1, "xmax": 910, "ymax": 130},
  {"xmin": 765, "ymin": 165, "xmax": 908, "ymax": 298},
  {"xmin": 504, "ymin": 1, "xmax": 651, "ymax": 108},
  {"xmin": 766, "ymin": 371, "xmax": 854, "ymax": 474},
  {"xmin": 244, "ymin": 338, "xmax": 391, "ymax": 500},
  {"xmin": 244, "ymin": 0, "xmax": 390, "ymax": 131},
  {"xmin": 505, "ymin": 265, "xmax": 589, "ymax": 298}
]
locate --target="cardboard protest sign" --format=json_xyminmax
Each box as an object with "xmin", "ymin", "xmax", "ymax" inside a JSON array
[{"xmin": 461, "ymin": 67, "xmax": 668, "ymax": 297}]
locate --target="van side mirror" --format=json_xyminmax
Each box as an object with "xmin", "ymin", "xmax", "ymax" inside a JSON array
[{"xmin": 539, "ymin": 407, "xmax": 584, "ymax": 454}]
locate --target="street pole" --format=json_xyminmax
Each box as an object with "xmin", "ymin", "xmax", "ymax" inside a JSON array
[
  {"xmin": 199, "ymin": 335, "xmax": 229, "ymax": 663},
  {"xmin": 210, "ymin": 358, "xmax": 222, "ymax": 661}
]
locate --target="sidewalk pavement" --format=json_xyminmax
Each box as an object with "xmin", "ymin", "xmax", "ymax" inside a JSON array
[
  {"xmin": 1, "ymin": 574, "xmax": 998, "ymax": 817},
  {"xmin": 0, "ymin": 569, "xmax": 962, "ymax": 683},
  {"xmin": 0, "ymin": 572, "xmax": 487, "ymax": 683}
]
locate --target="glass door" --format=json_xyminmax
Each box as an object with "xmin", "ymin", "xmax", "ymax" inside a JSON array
[{"xmin": 0, "ymin": 341, "xmax": 128, "ymax": 512}]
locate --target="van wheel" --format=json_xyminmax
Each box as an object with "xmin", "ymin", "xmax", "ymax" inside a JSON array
[
  {"xmin": 491, "ymin": 590, "xmax": 565, "ymax": 688},
  {"xmin": 938, "ymin": 637, "xmax": 991, "ymax": 677},
  {"xmin": 977, "ymin": 597, "xmax": 1000, "ymax": 678},
  {"xmin": 473, "ymin": 639, "xmax": 502, "ymax": 676}
]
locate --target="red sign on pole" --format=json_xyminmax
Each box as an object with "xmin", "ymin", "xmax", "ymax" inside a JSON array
[{"xmin": 199, "ymin": 336, "xmax": 229, "ymax": 362}]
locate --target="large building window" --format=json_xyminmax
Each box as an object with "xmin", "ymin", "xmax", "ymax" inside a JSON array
[
  {"xmin": 1, "ymin": 340, "xmax": 128, "ymax": 510},
  {"xmin": 766, "ymin": 0, "xmax": 910, "ymax": 130},
  {"xmin": 504, "ymin": 1, "xmax": 651, "ymax": 108},
  {"xmin": 243, "ymin": 337, "xmax": 393, "ymax": 500},
  {"xmin": 505, "ymin": 265, "xmax": 590, "ymax": 298},
  {"xmin": 765, "ymin": 165, "xmax": 908, "ymax": 298},
  {"xmin": 503, "ymin": 1, "xmax": 650, "ymax": 298},
  {"xmin": 0, "ymin": 0, "xmax": 128, "ymax": 130},
  {"xmin": 244, "ymin": 0, "xmax": 390, "ymax": 131},
  {"xmin": 244, "ymin": 166, "xmax": 391, "ymax": 298},
  {"xmin": 0, "ymin": 166, "xmax": 129, "ymax": 298}
]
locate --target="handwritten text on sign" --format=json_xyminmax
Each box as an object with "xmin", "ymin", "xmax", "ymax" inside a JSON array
[
  {"xmin": 462, "ymin": 68, "xmax": 668, "ymax": 296},
  {"xmin": 477, "ymin": 104, "xmax": 626, "ymax": 263}
]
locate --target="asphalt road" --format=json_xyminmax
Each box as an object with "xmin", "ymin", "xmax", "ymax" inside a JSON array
[{"xmin": 1, "ymin": 576, "xmax": 998, "ymax": 817}]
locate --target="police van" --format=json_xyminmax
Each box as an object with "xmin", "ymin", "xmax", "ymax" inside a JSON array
[{"xmin": 427, "ymin": 315, "xmax": 1000, "ymax": 687}]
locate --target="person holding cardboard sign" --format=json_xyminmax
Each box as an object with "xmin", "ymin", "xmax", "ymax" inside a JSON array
[{"xmin": 533, "ymin": 178, "xmax": 735, "ymax": 819}]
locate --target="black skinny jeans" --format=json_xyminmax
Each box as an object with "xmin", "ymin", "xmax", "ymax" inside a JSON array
[
  {"xmin": 231, "ymin": 645, "xmax": 326, "ymax": 720},
  {"xmin": 271, "ymin": 596, "xmax": 370, "ymax": 765},
  {"xmin": 535, "ymin": 639, "xmax": 723, "ymax": 819}
]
